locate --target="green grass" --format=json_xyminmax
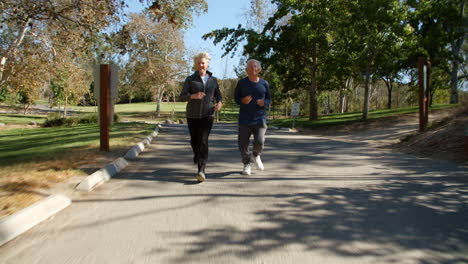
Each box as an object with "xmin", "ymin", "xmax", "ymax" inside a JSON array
[
  {"xmin": 268, "ymin": 104, "xmax": 458, "ymax": 129},
  {"xmin": 0, "ymin": 114, "xmax": 46, "ymax": 124},
  {"xmin": 66, "ymin": 102, "xmax": 188, "ymax": 113},
  {"xmin": 0, "ymin": 122, "xmax": 156, "ymax": 167}
]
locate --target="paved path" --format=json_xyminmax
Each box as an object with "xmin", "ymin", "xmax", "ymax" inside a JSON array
[{"xmin": 1, "ymin": 123, "xmax": 467, "ymax": 264}]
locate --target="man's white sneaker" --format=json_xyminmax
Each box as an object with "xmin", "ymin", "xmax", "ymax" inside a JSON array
[
  {"xmin": 254, "ymin": 155, "xmax": 264, "ymax": 171},
  {"xmin": 242, "ymin": 163, "xmax": 251, "ymax": 175}
]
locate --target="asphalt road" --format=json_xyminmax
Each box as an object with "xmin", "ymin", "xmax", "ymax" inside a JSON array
[{"xmin": 1, "ymin": 123, "xmax": 467, "ymax": 264}]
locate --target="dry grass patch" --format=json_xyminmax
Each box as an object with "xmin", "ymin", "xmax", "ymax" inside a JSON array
[{"xmin": 0, "ymin": 146, "xmax": 130, "ymax": 218}]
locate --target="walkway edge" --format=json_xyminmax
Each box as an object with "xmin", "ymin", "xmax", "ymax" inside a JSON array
[
  {"xmin": 75, "ymin": 157, "xmax": 128, "ymax": 192},
  {"xmin": 0, "ymin": 194, "xmax": 71, "ymax": 246},
  {"xmin": 77, "ymin": 124, "xmax": 160, "ymax": 191}
]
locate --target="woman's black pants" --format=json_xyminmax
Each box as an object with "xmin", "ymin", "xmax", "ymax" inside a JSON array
[{"xmin": 187, "ymin": 116, "xmax": 214, "ymax": 173}]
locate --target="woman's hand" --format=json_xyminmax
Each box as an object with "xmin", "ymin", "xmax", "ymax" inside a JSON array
[
  {"xmin": 256, "ymin": 99, "xmax": 265, "ymax": 107},
  {"xmin": 215, "ymin": 101, "xmax": 223, "ymax": 111},
  {"xmin": 190, "ymin": 92, "xmax": 206, "ymax": 100}
]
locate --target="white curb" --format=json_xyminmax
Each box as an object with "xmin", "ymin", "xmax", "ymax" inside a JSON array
[
  {"xmin": 76, "ymin": 157, "xmax": 128, "ymax": 192},
  {"xmin": 0, "ymin": 194, "xmax": 71, "ymax": 246},
  {"xmin": 124, "ymin": 142, "xmax": 145, "ymax": 160}
]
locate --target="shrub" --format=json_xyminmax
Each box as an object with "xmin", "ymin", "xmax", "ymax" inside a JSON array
[
  {"xmin": 79, "ymin": 113, "xmax": 98, "ymax": 124},
  {"xmin": 42, "ymin": 113, "xmax": 120, "ymax": 127}
]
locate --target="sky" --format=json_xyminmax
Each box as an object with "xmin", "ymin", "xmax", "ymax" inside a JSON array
[
  {"xmin": 124, "ymin": 0, "xmax": 252, "ymax": 79},
  {"xmin": 183, "ymin": 0, "xmax": 252, "ymax": 78}
]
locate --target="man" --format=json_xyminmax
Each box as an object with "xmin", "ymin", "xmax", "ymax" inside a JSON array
[{"xmin": 234, "ymin": 59, "xmax": 271, "ymax": 175}]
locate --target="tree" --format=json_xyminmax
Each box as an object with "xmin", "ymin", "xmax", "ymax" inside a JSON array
[
  {"xmin": 407, "ymin": 0, "xmax": 467, "ymax": 104},
  {"xmin": 1, "ymin": 0, "xmax": 207, "ymax": 108},
  {"xmin": 0, "ymin": 0, "xmax": 124, "ymax": 88},
  {"xmin": 342, "ymin": 0, "xmax": 409, "ymax": 119},
  {"xmin": 446, "ymin": 1, "xmax": 466, "ymax": 104},
  {"xmin": 120, "ymin": 12, "xmax": 187, "ymax": 117},
  {"xmin": 205, "ymin": 0, "xmax": 343, "ymax": 120},
  {"xmin": 5, "ymin": 37, "xmax": 51, "ymax": 113}
]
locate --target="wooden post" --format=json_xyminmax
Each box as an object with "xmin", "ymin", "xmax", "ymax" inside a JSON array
[
  {"xmin": 99, "ymin": 64, "xmax": 110, "ymax": 152},
  {"xmin": 465, "ymin": 124, "xmax": 468, "ymax": 162},
  {"xmin": 418, "ymin": 57, "xmax": 430, "ymax": 132}
]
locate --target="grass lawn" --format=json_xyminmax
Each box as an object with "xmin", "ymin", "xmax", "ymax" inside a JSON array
[
  {"xmin": 66, "ymin": 102, "xmax": 187, "ymax": 113},
  {"xmin": 0, "ymin": 122, "xmax": 156, "ymax": 166},
  {"xmin": 0, "ymin": 114, "xmax": 47, "ymax": 125},
  {"xmin": 268, "ymin": 104, "xmax": 458, "ymax": 129}
]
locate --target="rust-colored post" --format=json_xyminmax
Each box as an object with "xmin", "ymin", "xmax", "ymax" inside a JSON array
[
  {"xmin": 99, "ymin": 64, "xmax": 110, "ymax": 151},
  {"xmin": 465, "ymin": 125, "xmax": 468, "ymax": 162}
]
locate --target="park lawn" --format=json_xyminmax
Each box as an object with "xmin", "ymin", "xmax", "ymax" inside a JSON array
[
  {"xmin": 43, "ymin": 102, "xmax": 242, "ymax": 121},
  {"xmin": 0, "ymin": 122, "xmax": 156, "ymax": 217},
  {"xmin": 268, "ymin": 104, "xmax": 458, "ymax": 129},
  {"xmin": 66, "ymin": 101, "xmax": 188, "ymax": 113},
  {"xmin": 63, "ymin": 102, "xmax": 188, "ymax": 122},
  {"xmin": 0, "ymin": 114, "xmax": 47, "ymax": 125}
]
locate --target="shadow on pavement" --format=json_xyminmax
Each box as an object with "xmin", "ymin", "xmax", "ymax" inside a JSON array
[{"xmin": 83, "ymin": 122, "xmax": 467, "ymax": 263}]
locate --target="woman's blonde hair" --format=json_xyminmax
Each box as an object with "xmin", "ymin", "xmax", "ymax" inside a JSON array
[{"xmin": 193, "ymin": 52, "xmax": 211, "ymax": 67}]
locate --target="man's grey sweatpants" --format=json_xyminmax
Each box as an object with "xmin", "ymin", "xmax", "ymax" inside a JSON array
[{"xmin": 238, "ymin": 124, "xmax": 267, "ymax": 164}]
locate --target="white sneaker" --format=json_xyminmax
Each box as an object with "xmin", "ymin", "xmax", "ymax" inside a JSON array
[
  {"xmin": 242, "ymin": 163, "xmax": 251, "ymax": 175},
  {"xmin": 254, "ymin": 155, "xmax": 264, "ymax": 171},
  {"xmin": 196, "ymin": 171, "xmax": 205, "ymax": 182}
]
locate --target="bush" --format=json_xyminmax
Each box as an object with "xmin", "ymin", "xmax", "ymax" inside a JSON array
[
  {"xmin": 79, "ymin": 113, "xmax": 98, "ymax": 124},
  {"xmin": 42, "ymin": 112, "xmax": 120, "ymax": 127},
  {"xmin": 42, "ymin": 114, "xmax": 80, "ymax": 127}
]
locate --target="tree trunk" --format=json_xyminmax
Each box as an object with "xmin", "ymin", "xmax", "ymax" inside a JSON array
[
  {"xmin": 340, "ymin": 79, "xmax": 351, "ymax": 113},
  {"xmin": 23, "ymin": 103, "xmax": 31, "ymax": 115},
  {"xmin": 449, "ymin": 1, "xmax": 465, "ymax": 104},
  {"xmin": 345, "ymin": 96, "xmax": 349, "ymax": 113},
  {"xmin": 64, "ymin": 96, "xmax": 69, "ymax": 117},
  {"xmin": 309, "ymin": 44, "xmax": 318, "ymax": 121},
  {"xmin": 339, "ymin": 89, "xmax": 345, "ymax": 113},
  {"xmin": 383, "ymin": 76, "xmax": 393, "ymax": 109},
  {"xmin": 362, "ymin": 64, "xmax": 371, "ymax": 120},
  {"xmin": 155, "ymin": 84, "xmax": 166, "ymax": 118},
  {"xmin": 450, "ymin": 48, "xmax": 461, "ymax": 104},
  {"xmin": 156, "ymin": 97, "xmax": 161, "ymax": 118}
]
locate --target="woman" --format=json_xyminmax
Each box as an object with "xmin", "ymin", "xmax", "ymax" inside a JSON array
[
  {"xmin": 180, "ymin": 52, "xmax": 223, "ymax": 182},
  {"xmin": 234, "ymin": 59, "xmax": 271, "ymax": 175}
]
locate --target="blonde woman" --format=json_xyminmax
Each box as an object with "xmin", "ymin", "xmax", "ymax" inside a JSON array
[{"xmin": 180, "ymin": 52, "xmax": 223, "ymax": 182}]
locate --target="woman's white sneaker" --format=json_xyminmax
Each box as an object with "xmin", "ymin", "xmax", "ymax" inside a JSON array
[
  {"xmin": 196, "ymin": 171, "xmax": 205, "ymax": 182},
  {"xmin": 242, "ymin": 163, "xmax": 251, "ymax": 175}
]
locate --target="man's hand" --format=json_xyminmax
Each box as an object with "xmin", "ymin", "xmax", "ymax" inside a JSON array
[
  {"xmin": 256, "ymin": 99, "xmax": 265, "ymax": 107},
  {"xmin": 190, "ymin": 92, "xmax": 206, "ymax": 100},
  {"xmin": 241, "ymin": 95, "xmax": 252, "ymax": 104},
  {"xmin": 215, "ymin": 101, "xmax": 223, "ymax": 111}
]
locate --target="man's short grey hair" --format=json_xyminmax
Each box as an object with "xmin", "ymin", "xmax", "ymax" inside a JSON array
[
  {"xmin": 193, "ymin": 52, "xmax": 211, "ymax": 66},
  {"xmin": 246, "ymin": 59, "xmax": 262, "ymax": 71}
]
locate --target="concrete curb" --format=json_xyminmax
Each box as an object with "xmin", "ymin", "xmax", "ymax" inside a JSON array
[
  {"xmin": 75, "ymin": 157, "xmax": 128, "ymax": 192},
  {"xmin": 0, "ymin": 123, "xmax": 161, "ymax": 246},
  {"xmin": 0, "ymin": 194, "xmax": 71, "ymax": 246},
  {"xmin": 78, "ymin": 124, "xmax": 161, "ymax": 191},
  {"xmin": 124, "ymin": 142, "xmax": 145, "ymax": 160},
  {"xmin": 124, "ymin": 125, "xmax": 160, "ymax": 160}
]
